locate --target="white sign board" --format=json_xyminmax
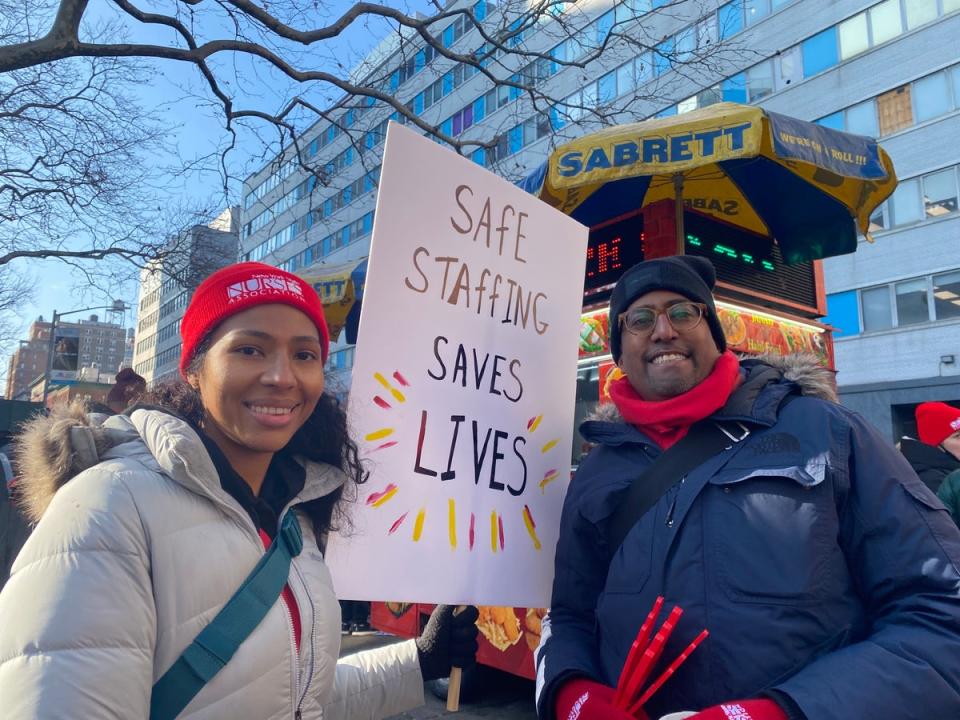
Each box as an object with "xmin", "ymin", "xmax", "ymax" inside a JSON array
[{"xmin": 325, "ymin": 123, "xmax": 588, "ymax": 608}]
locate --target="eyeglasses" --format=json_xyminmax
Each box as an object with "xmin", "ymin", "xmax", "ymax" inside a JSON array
[{"xmin": 619, "ymin": 301, "xmax": 707, "ymax": 336}]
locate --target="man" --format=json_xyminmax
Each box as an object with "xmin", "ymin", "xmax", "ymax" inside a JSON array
[{"xmin": 536, "ymin": 256, "xmax": 960, "ymax": 720}]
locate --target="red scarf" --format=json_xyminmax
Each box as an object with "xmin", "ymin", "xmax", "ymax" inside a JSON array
[{"xmin": 609, "ymin": 350, "xmax": 741, "ymax": 449}]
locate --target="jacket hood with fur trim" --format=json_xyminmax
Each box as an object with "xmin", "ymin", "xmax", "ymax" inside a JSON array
[{"xmin": 13, "ymin": 401, "xmax": 347, "ymax": 524}]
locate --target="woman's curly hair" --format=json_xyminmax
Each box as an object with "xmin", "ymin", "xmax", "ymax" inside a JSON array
[{"xmin": 140, "ymin": 337, "xmax": 367, "ymax": 545}]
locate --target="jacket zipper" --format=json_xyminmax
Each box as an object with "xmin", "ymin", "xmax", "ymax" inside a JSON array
[
  {"xmin": 273, "ymin": 510, "xmax": 304, "ymax": 720},
  {"xmin": 664, "ymin": 478, "xmax": 684, "ymax": 528},
  {"xmin": 291, "ymin": 559, "xmax": 316, "ymax": 718},
  {"xmin": 282, "ymin": 590, "xmax": 301, "ymax": 719}
]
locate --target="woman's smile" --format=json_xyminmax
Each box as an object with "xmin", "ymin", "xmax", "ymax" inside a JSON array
[{"xmin": 244, "ymin": 400, "xmax": 302, "ymax": 428}]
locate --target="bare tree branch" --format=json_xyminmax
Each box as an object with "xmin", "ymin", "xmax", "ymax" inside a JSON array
[{"xmin": 0, "ymin": 0, "xmax": 748, "ymax": 276}]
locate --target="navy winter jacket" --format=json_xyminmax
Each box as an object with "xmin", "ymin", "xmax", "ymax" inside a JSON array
[{"xmin": 536, "ymin": 356, "xmax": 960, "ymax": 720}]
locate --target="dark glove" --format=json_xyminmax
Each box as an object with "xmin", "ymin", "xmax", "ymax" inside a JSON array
[
  {"xmin": 690, "ymin": 699, "xmax": 788, "ymax": 720},
  {"xmin": 415, "ymin": 604, "xmax": 480, "ymax": 681},
  {"xmin": 554, "ymin": 678, "xmax": 646, "ymax": 720}
]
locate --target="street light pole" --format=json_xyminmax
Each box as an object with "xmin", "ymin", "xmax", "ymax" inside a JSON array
[
  {"xmin": 41, "ymin": 309, "xmax": 59, "ymax": 407},
  {"xmin": 40, "ymin": 302, "xmax": 128, "ymax": 407}
]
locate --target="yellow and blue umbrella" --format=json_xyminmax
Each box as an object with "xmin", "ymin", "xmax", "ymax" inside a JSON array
[
  {"xmin": 522, "ymin": 102, "xmax": 897, "ymax": 264},
  {"xmin": 299, "ymin": 257, "xmax": 367, "ymax": 344}
]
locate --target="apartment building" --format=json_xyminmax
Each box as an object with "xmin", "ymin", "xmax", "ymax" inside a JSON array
[
  {"xmin": 132, "ymin": 208, "xmax": 239, "ymax": 386},
  {"xmin": 5, "ymin": 314, "xmax": 127, "ymax": 400},
  {"xmin": 239, "ymin": 0, "xmax": 960, "ymax": 437}
]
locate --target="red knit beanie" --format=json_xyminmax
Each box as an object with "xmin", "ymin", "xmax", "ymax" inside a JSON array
[
  {"xmin": 179, "ymin": 262, "xmax": 329, "ymax": 377},
  {"xmin": 916, "ymin": 401, "xmax": 960, "ymax": 446}
]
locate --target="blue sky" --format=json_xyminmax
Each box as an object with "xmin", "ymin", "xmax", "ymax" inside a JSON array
[{"xmin": 17, "ymin": 0, "xmax": 432, "ymax": 338}]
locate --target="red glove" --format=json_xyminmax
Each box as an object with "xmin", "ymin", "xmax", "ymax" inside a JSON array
[
  {"xmin": 690, "ymin": 699, "xmax": 789, "ymax": 720},
  {"xmin": 554, "ymin": 678, "xmax": 648, "ymax": 720}
]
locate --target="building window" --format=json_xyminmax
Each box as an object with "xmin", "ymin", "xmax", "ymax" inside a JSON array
[
  {"xmin": 845, "ymin": 99, "xmax": 878, "ymax": 137},
  {"xmin": 817, "ymin": 62, "xmax": 960, "ymax": 139},
  {"xmin": 923, "ymin": 168, "xmax": 959, "ymax": 217},
  {"xmin": 653, "ymin": 38, "xmax": 673, "ymax": 76},
  {"xmin": 890, "ymin": 177, "xmax": 923, "ymax": 225},
  {"xmin": 838, "ymin": 13, "xmax": 869, "ymax": 60},
  {"xmin": 598, "ymin": 71, "xmax": 617, "ymax": 104},
  {"xmin": 616, "ymin": 61, "xmax": 636, "ymax": 98},
  {"xmin": 718, "ymin": 0, "xmax": 744, "ymax": 39},
  {"xmin": 870, "ymin": 164, "xmax": 960, "ymax": 231},
  {"xmin": 698, "ymin": 85, "xmax": 723, "ymax": 107},
  {"xmin": 677, "ymin": 96, "xmax": 697, "ymax": 114},
  {"xmin": 674, "ymin": 26, "xmax": 696, "ymax": 62},
  {"xmin": 722, "ymin": 73, "xmax": 747, "ymax": 103},
  {"xmin": 869, "ymin": 0, "xmax": 903, "ymax": 46},
  {"xmin": 905, "ymin": 0, "xmax": 938, "ymax": 27},
  {"xmin": 861, "ymin": 286, "xmax": 893, "ymax": 331},
  {"xmin": 933, "ymin": 271, "xmax": 960, "ymax": 320},
  {"xmin": 861, "ymin": 271, "xmax": 960, "ymax": 333},
  {"xmin": 801, "ymin": 28, "xmax": 838, "ymax": 78},
  {"xmin": 913, "ymin": 71, "xmax": 951, "ymax": 123},
  {"xmin": 825, "ymin": 290, "xmax": 861, "ymax": 336},
  {"xmin": 745, "ymin": 61, "xmax": 774, "ymax": 102},
  {"xmin": 744, "ymin": 0, "xmax": 770, "ymax": 25},
  {"xmin": 484, "ymin": 86, "xmax": 510, "ymax": 114},
  {"xmin": 895, "ymin": 278, "xmax": 930, "ymax": 325},
  {"xmin": 775, "ymin": 45, "xmax": 803, "ymax": 89}
]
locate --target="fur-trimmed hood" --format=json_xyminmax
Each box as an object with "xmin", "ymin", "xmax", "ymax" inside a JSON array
[
  {"xmin": 13, "ymin": 402, "xmax": 136, "ymax": 523},
  {"xmin": 587, "ymin": 352, "xmax": 837, "ymax": 425},
  {"xmin": 12, "ymin": 400, "xmax": 346, "ymax": 524}
]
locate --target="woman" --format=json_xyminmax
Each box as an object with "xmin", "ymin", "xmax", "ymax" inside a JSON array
[{"xmin": 0, "ymin": 262, "xmax": 477, "ymax": 719}]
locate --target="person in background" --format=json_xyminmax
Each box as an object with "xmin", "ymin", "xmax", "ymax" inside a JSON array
[
  {"xmin": 898, "ymin": 401, "xmax": 960, "ymax": 493},
  {"xmin": 913, "ymin": 401, "xmax": 960, "ymax": 521},
  {"xmin": 106, "ymin": 367, "xmax": 147, "ymax": 413},
  {"xmin": 536, "ymin": 256, "xmax": 960, "ymax": 720},
  {"xmin": 0, "ymin": 262, "xmax": 478, "ymax": 719},
  {"xmin": 0, "ymin": 444, "xmax": 31, "ymax": 592}
]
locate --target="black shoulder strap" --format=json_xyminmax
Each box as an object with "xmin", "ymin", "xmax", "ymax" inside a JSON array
[
  {"xmin": 605, "ymin": 421, "xmax": 739, "ymax": 555},
  {"xmin": 605, "ymin": 391, "xmax": 801, "ymax": 556}
]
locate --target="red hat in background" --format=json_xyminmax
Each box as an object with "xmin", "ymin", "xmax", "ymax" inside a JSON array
[
  {"xmin": 916, "ymin": 401, "xmax": 960, "ymax": 447},
  {"xmin": 179, "ymin": 262, "xmax": 329, "ymax": 377}
]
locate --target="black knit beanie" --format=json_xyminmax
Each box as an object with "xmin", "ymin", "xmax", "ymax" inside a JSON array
[{"xmin": 609, "ymin": 255, "xmax": 726, "ymax": 362}]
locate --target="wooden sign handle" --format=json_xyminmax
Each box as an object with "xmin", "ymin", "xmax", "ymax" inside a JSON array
[{"xmin": 445, "ymin": 605, "xmax": 468, "ymax": 712}]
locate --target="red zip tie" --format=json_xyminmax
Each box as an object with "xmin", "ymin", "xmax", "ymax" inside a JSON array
[
  {"xmin": 628, "ymin": 629, "xmax": 710, "ymax": 716},
  {"xmin": 613, "ymin": 596, "xmax": 664, "ymax": 707},
  {"xmin": 617, "ymin": 605, "xmax": 683, "ymax": 711}
]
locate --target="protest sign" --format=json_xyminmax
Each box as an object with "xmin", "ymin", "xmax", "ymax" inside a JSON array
[{"xmin": 325, "ymin": 122, "xmax": 588, "ymax": 608}]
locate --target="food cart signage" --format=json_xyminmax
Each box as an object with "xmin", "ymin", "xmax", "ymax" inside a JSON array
[{"xmin": 579, "ymin": 304, "xmax": 828, "ymax": 366}]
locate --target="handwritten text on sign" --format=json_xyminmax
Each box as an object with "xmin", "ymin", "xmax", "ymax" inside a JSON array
[{"xmin": 325, "ymin": 123, "xmax": 588, "ymax": 608}]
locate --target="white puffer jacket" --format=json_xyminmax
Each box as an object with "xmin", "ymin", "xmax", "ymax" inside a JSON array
[{"xmin": 0, "ymin": 406, "xmax": 424, "ymax": 719}]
